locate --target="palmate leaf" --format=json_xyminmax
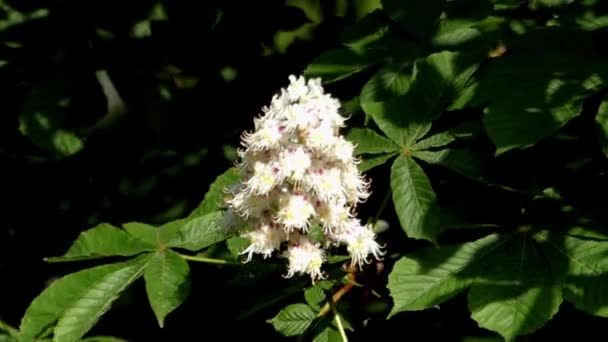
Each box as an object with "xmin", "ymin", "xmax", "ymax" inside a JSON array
[
  {"xmin": 144, "ymin": 250, "xmax": 191, "ymax": 327},
  {"xmin": 468, "ymin": 234, "xmax": 563, "ymax": 341},
  {"xmin": 390, "ymin": 155, "xmax": 439, "ymax": 242},
  {"xmin": 535, "ymin": 232, "xmax": 608, "ymax": 317},
  {"xmin": 346, "ymin": 128, "xmax": 400, "ymax": 155},
  {"xmin": 303, "ymin": 48, "xmax": 375, "ymax": 83},
  {"xmin": 388, "ymin": 234, "xmax": 503, "ymax": 316},
  {"xmin": 19, "ymin": 255, "xmax": 150, "ymax": 342}
]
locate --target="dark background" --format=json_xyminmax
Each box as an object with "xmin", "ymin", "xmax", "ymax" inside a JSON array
[{"xmin": 1, "ymin": 0, "xmax": 606, "ymax": 341}]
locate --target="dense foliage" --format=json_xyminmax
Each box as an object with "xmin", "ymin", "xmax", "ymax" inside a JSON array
[{"xmin": 1, "ymin": 0, "xmax": 608, "ymax": 341}]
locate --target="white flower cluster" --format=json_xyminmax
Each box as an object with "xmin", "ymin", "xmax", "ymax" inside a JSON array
[{"xmin": 225, "ymin": 75, "xmax": 384, "ymax": 281}]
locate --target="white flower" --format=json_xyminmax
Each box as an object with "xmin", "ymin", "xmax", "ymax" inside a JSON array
[
  {"xmin": 223, "ymin": 74, "xmax": 383, "ymax": 281},
  {"xmin": 283, "ymin": 236, "xmax": 326, "ymax": 281},
  {"xmin": 244, "ymin": 161, "xmax": 281, "ymax": 195},
  {"xmin": 276, "ymin": 193, "xmax": 315, "ymax": 232},
  {"xmin": 336, "ymin": 220, "xmax": 384, "ymax": 268},
  {"xmin": 279, "ymin": 146, "xmax": 311, "ymax": 183},
  {"xmin": 342, "ymin": 164, "xmax": 371, "ymax": 204},
  {"xmin": 227, "ymin": 191, "xmax": 270, "ymax": 220},
  {"xmin": 241, "ymin": 223, "xmax": 287, "ymax": 261},
  {"xmin": 303, "ymin": 122, "xmax": 336, "ymax": 152},
  {"xmin": 241, "ymin": 118, "xmax": 284, "ymax": 151},
  {"xmin": 305, "ymin": 167, "xmax": 344, "ymax": 202},
  {"xmin": 331, "ymin": 137, "xmax": 357, "ymax": 165},
  {"xmin": 317, "ymin": 199, "xmax": 352, "ymax": 232}
]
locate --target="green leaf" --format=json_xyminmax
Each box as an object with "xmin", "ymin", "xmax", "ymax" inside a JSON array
[
  {"xmin": 359, "ymin": 63, "xmax": 412, "ymax": 104},
  {"xmin": 270, "ymin": 303, "xmax": 316, "ymax": 336},
  {"xmin": 144, "ymin": 250, "xmax": 191, "ymax": 327},
  {"xmin": 226, "ymin": 235, "xmax": 250, "ymax": 258},
  {"xmin": 19, "ymin": 256, "xmax": 149, "ymax": 342},
  {"xmin": 390, "ymin": 155, "xmax": 439, "ymax": 242},
  {"xmin": 167, "ymin": 211, "xmax": 227, "ymax": 251},
  {"xmin": 59, "ymin": 223, "xmax": 154, "ymax": 260},
  {"xmin": 312, "ymin": 327, "xmax": 342, "ymax": 342},
  {"xmin": 188, "ymin": 168, "xmax": 241, "ymax": 218},
  {"xmin": 53, "ymin": 255, "xmax": 150, "ymax": 342},
  {"xmin": 382, "ymin": 0, "xmax": 445, "ymax": 42},
  {"xmin": 339, "ymin": 10, "xmax": 390, "ymax": 48},
  {"xmin": 346, "ymin": 128, "xmax": 399, "ymax": 155},
  {"xmin": 535, "ymin": 233, "xmax": 608, "ymax": 317},
  {"xmin": 459, "ymin": 54, "xmax": 606, "ymax": 155},
  {"xmin": 362, "ymin": 97, "xmax": 433, "ymax": 148},
  {"xmin": 122, "ymin": 222, "xmax": 160, "ymax": 246},
  {"xmin": 358, "ymin": 153, "xmax": 397, "ymax": 172},
  {"xmin": 468, "ymin": 234, "xmax": 563, "ymax": 341},
  {"xmin": 412, "ymin": 149, "xmax": 485, "ymax": 181},
  {"xmin": 304, "ymin": 286, "xmax": 326, "ymax": 311},
  {"xmin": 411, "ymin": 131, "xmax": 457, "ymax": 151},
  {"xmin": 362, "ymin": 52, "xmax": 475, "ymax": 147},
  {"xmin": 304, "ymin": 48, "xmax": 375, "ymax": 83},
  {"xmin": 388, "ymin": 234, "xmax": 502, "ymax": 316},
  {"xmin": 595, "ymin": 97, "xmax": 608, "ymax": 157}
]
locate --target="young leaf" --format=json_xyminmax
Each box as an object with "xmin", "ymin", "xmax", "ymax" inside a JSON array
[
  {"xmin": 346, "ymin": 128, "xmax": 400, "ymax": 155},
  {"xmin": 188, "ymin": 167, "xmax": 241, "ymax": 218},
  {"xmin": 535, "ymin": 233, "xmax": 608, "ymax": 317},
  {"xmin": 60, "ymin": 223, "xmax": 155, "ymax": 260},
  {"xmin": 144, "ymin": 250, "xmax": 191, "ymax": 327},
  {"xmin": 304, "ymin": 48, "xmax": 375, "ymax": 83},
  {"xmin": 468, "ymin": 234, "xmax": 563, "ymax": 340},
  {"xmin": 358, "ymin": 153, "xmax": 397, "ymax": 172},
  {"xmin": 312, "ymin": 327, "xmax": 341, "ymax": 342},
  {"xmin": 388, "ymin": 234, "xmax": 502, "ymax": 317},
  {"xmin": 390, "ymin": 155, "xmax": 440, "ymax": 242},
  {"xmin": 167, "ymin": 211, "xmax": 226, "ymax": 251},
  {"xmin": 270, "ymin": 303, "xmax": 316, "ymax": 336},
  {"xmin": 226, "ymin": 235, "xmax": 250, "ymax": 258},
  {"xmin": 19, "ymin": 255, "xmax": 149, "ymax": 342},
  {"xmin": 304, "ymin": 286, "xmax": 326, "ymax": 311}
]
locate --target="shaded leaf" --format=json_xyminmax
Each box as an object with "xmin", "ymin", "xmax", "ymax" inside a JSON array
[
  {"xmin": 144, "ymin": 250, "xmax": 191, "ymax": 327},
  {"xmin": 390, "ymin": 155, "xmax": 439, "ymax": 242},
  {"xmin": 226, "ymin": 235, "xmax": 250, "ymax": 258},
  {"xmin": 270, "ymin": 304, "xmax": 316, "ymax": 336},
  {"xmin": 388, "ymin": 234, "xmax": 502, "ymax": 316},
  {"xmin": 535, "ymin": 232, "xmax": 608, "ymax": 317},
  {"xmin": 346, "ymin": 128, "xmax": 399, "ymax": 155},
  {"xmin": 595, "ymin": 97, "xmax": 608, "ymax": 157},
  {"xmin": 359, "ymin": 63, "xmax": 411, "ymax": 104},
  {"xmin": 312, "ymin": 327, "xmax": 341, "ymax": 342},
  {"xmin": 382, "ymin": 0, "xmax": 445, "ymax": 42},
  {"xmin": 304, "ymin": 48, "xmax": 374, "ymax": 83},
  {"xmin": 304, "ymin": 286, "xmax": 326, "ymax": 311},
  {"xmin": 412, "ymin": 149, "xmax": 485, "ymax": 181},
  {"xmin": 468, "ymin": 234, "xmax": 562, "ymax": 340},
  {"xmin": 358, "ymin": 153, "xmax": 397, "ymax": 172}
]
